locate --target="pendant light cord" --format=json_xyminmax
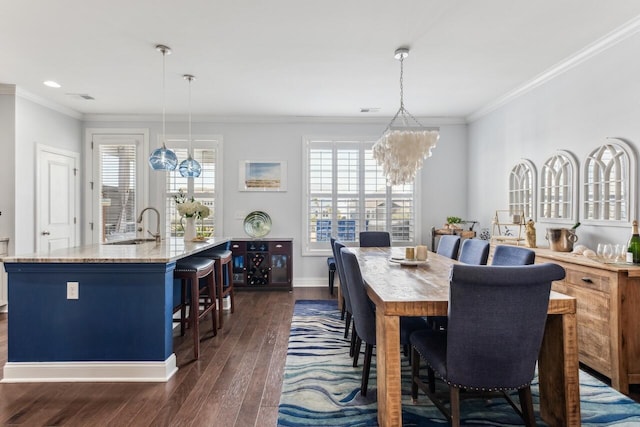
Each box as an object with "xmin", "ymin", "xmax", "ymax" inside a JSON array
[
  {"xmin": 187, "ymin": 75, "xmax": 193, "ymax": 160},
  {"xmin": 161, "ymin": 47, "xmax": 167, "ymax": 149}
]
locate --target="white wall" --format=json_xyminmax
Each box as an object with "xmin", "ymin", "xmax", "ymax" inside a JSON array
[
  {"xmin": 83, "ymin": 117, "xmax": 468, "ymax": 284},
  {"xmin": 0, "ymin": 86, "xmax": 16, "ymax": 254},
  {"xmin": 15, "ymin": 97, "xmax": 83, "ymax": 254},
  {"xmin": 468, "ymin": 31, "xmax": 640, "ymax": 250}
]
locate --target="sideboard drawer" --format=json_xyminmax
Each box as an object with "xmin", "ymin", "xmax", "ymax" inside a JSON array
[{"xmin": 564, "ymin": 265, "xmax": 611, "ymax": 293}]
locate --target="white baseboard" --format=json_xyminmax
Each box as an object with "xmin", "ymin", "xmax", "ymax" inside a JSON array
[
  {"xmin": 1, "ymin": 354, "xmax": 178, "ymax": 383},
  {"xmin": 292, "ymin": 277, "xmax": 330, "ymax": 287}
]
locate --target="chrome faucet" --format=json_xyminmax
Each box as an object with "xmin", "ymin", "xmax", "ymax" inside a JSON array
[{"xmin": 137, "ymin": 207, "xmax": 161, "ymax": 243}]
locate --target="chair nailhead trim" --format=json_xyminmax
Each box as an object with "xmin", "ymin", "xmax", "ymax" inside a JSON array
[{"xmin": 413, "ymin": 346, "xmax": 532, "ymax": 392}]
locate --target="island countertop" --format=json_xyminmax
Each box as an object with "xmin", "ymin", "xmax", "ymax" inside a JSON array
[{"xmin": 1, "ymin": 236, "xmax": 231, "ymax": 264}]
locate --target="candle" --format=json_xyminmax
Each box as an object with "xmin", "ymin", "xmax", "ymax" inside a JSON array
[
  {"xmin": 416, "ymin": 245, "xmax": 428, "ymax": 261},
  {"xmin": 405, "ymin": 247, "xmax": 415, "ymax": 260}
]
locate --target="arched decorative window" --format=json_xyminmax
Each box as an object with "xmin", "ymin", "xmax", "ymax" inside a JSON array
[
  {"xmin": 539, "ymin": 150, "xmax": 578, "ymax": 222},
  {"xmin": 583, "ymin": 138, "xmax": 636, "ymax": 224},
  {"xmin": 509, "ymin": 159, "xmax": 536, "ymax": 221}
]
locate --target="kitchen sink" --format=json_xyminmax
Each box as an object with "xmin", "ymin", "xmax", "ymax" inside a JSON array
[{"xmin": 105, "ymin": 238, "xmax": 157, "ymax": 245}]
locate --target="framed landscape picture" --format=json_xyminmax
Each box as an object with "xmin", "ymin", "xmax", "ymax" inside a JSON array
[{"xmin": 239, "ymin": 160, "xmax": 287, "ymax": 192}]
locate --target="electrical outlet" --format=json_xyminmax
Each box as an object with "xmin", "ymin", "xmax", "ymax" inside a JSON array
[{"xmin": 67, "ymin": 282, "xmax": 79, "ymax": 300}]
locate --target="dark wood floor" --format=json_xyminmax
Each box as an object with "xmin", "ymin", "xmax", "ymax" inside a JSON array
[
  {"xmin": 0, "ymin": 287, "xmax": 336, "ymax": 427},
  {"xmin": 1, "ymin": 286, "xmax": 639, "ymax": 426}
]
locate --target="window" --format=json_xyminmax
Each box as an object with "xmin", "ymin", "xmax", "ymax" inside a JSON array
[
  {"xmin": 509, "ymin": 159, "xmax": 536, "ymax": 221},
  {"xmin": 165, "ymin": 137, "xmax": 222, "ymax": 238},
  {"xmin": 539, "ymin": 151, "xmax": 578, "ymax": 223},
  {"xmin": 90, "ymin": 132, "xmax": 147, "ymax": 244},
  {"xmin": 304, "ymin": 137, "xmax": 417, "ymax": 254},
  {"xmin": 583, "ymin": 139, "xmax": 636, "ymax": 224}
]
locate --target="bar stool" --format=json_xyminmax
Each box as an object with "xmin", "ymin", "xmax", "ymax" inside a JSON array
[
  {"xmin": 207, "ymin": 249, "xmax": 234, "ymax": 328},
  {"xmin": 174, "ymin": 257, "xmax": 217, "ymax": 359}
]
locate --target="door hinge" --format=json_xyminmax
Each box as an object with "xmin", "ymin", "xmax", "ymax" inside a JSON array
[
  {"xmin": 89, "ymin": 222, "xmax": 94, "ymax": 230},
  {"xmin": 90, "ymin": 181, "xmax": 94, "ymax": 190},
  {"xmin": 73, "ymin": 168, "xmax": 78, "ymax": 176},
  {"xmin": 91, "ymin": 140, "xmax": 94, "ymax": 149},
  {"xmin": 74, "ymin": 217, "xmax": 77, "ymax": 224}
]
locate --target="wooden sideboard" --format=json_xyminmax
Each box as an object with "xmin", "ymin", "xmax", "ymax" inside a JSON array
[{"xmin": 535, "ymin": 248, "xmax": 640, "ymax": 394}]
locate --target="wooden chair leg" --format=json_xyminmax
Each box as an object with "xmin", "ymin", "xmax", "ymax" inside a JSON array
[
  {"xmin": 340, "ymin": 297, "xmax": 345, "ymax": 320},
  {"xmin": 428, "ymin": 366, "xmax": 436, "ymax": 393},
  {"xmin": 518, "ymin": 386, "xmax": 536, "ymax": 427},
  {"xmin": 349, "ymin": 321, "xmax": 357, "ymax": 357},
  {"xmin": 411, "ymin": 346, "xmax": 420, "ymax": 401},
  {"xmin": 353, "ymin": 336, "xmax": 362, "ymax": 367},
  {"xmin": 361, "ymin": 343, "xmax": 373, "ymax": 397},
  {"xmin": 179, "ymin": 280, "xmax": 187, "ymax": 336},
  {"xmin": 189, "ymin": 276, "xmax": 200, "ymax": 359},
  {"xmin": 206, "ymin": 269, "xmax": 217, "ymax": 336},
  {"xmin": 450, "ymin": 387, "xmax": 461, "ymax": 427},
  {"xmin": 344, "ymin": 312, "xmax": 351, "ymax": 338},
  {"xmin": 328, "ymin": 269, "xmax": 335, "ymax": 295}
]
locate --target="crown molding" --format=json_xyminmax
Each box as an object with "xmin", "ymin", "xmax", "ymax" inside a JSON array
[
  {"xmin": 467, "ymin": 14, "xmax": 640, "ymax": 123},
  {"xmin": 82, "ymin": 113, "xmax": 467, "ymax": 126},
  {"xmin": 15, "ymin": 88, "xmax": 83, "ymax": 120}
]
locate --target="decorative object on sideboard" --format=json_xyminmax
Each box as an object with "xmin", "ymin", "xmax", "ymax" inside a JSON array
[
  {"xmin": 525, "ymin": 219, "xmax": 537, "ymax": 248},
  {"xmin": 243, "ymin": 211, "xmax": 272, "ymax": 238},
  {"xmin": 178, "ymin": 74, "xmax": 202, "ymax": 178},
  {"xmin": 445, "ymin": 216, "xmax": 462, "ymax": 229},
  {"xmin": 148, "ymin": 44, "xmax": 178, "ymax": 171},
  {"xmin": 545, "ymin": 227, "xmax": 578, "ymax": 252},
  {"xmin": 372, "ymin": 47, "xmax": 439, "ymax": 186}
]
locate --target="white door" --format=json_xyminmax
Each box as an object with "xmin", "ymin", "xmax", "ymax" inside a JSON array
[{"xmin": 37, "ymin": 146, "xmax": 79, "ymax": 251}]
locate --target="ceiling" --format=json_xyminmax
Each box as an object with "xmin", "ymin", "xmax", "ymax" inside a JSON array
[{"xmin": 2, "ymin": 0, "xmax": 640, "ymax": 120}]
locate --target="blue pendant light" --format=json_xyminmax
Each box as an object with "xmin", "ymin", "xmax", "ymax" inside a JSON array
[
  {"xmin": 149, "ymin": 44, "xmax": 178, "ymax": 171},
  {"xmin": 179, "ymin": 74, "xmax": 201, "ymax": 178}
]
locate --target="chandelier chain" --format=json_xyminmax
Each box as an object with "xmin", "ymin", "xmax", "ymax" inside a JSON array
[{"xmin": 399, "ymin": 54, "xmax": 404, "ymax": 110}]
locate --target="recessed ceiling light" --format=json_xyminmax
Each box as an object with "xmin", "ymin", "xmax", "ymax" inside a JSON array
[
  {"xmin": 43, "ymin": 80, "xmax": 61, "ymax": 88},
  {"xmin": 360, "ymin": 107, "xmax": 380, "ymax": 113}
]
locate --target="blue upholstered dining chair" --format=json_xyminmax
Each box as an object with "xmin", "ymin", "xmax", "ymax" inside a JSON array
[
  {"xmin": 410, "ymin": 263, "xmax": 565, "ymax": 426},
  {"xmin": 436, "ymin": 235, "xmax": 461, "ymax": 260},
  {"xmin": 333, "ymin": 240, "xmax": 358, "ymax": 359},
  {"xmin": 359, "ymin": 231, "xmax": 391, "ymax": 247},
  {"xmin": 492, "ymin": 245, "xmax": 535, "ymax": 265},
  {"xmin": 327, "ymin": 238, "xmax": 337, "ymax": 295},
  {"xmin": 341, "ymin": 248, "xmax": 428, "ymax": 397},
  {"xmin": 457, "ymin": 238, "xmax": 490, "ymax": 265}
]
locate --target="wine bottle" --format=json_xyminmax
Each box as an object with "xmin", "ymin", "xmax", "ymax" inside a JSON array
[{"xmin": 627, "ymin": 220, "xmax": 640, "ymax": 264}]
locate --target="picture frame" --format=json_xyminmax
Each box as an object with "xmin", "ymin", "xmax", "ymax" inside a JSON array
[{"xmin": 239, "ymin": 160, "xmax": 287, "ymax": 192}]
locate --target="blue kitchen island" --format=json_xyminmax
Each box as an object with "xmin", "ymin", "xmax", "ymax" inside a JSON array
[{"xmin": 1, "ymin": 237, "xmax": 230, "ymax": 382}]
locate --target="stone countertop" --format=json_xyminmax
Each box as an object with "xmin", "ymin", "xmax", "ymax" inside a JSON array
[{"xmin": 1, "ymin": 237, "xmax": 231, "ymax": 264}]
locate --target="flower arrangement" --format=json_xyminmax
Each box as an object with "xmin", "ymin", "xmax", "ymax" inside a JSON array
[{"xmin": 174, "ymin": 189, "xmax": 210, "ymax": 219}]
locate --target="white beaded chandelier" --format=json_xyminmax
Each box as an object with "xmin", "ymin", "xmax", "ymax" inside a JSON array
[{"xmin": 372, "ymin": 48, "xmax": 439, "ymax": 186}]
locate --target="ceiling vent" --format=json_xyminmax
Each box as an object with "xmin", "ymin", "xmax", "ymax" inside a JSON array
[{"xmin": 66, "ymin": 93, "xmax": 95, "ymax": 100}]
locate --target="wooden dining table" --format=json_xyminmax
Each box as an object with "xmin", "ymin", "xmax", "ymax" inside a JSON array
[{"xmin": 349, "ymin": 246, "xmax": 580, "ymax": 427}]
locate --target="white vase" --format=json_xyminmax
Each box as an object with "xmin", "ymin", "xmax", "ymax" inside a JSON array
[{"xmin": 183, "ymin": 216, "xmax": 196, "ymax": 242}]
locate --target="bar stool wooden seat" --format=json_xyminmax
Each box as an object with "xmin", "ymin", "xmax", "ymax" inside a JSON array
[
  {"xmin": 174, "ymin": 256, "xmax": 217, "ymax": 359},
  {"xmin": 207, "ymin": 249, "xmax": 234, "ymax": 328}
]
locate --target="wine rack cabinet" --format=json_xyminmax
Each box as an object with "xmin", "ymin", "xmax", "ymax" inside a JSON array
[{"xmin": 230, "ymin": 238, "xmax": 292, "ymax": 291}]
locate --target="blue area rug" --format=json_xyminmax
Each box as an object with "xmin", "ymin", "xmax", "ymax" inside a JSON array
[{"xmin": 277, "ymin": 300, "xmax": 640, "ymax": 426}]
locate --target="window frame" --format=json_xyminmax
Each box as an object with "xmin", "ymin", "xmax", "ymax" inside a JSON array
[
  {"xmin": 86, "ymin": 129, "xmax": 149, "ymax": 245},
  {"xmin": 508, "ymin": 159, "xmax": 537, "ymax": 221},
  {"xmin": 538, "ymin": 150, "xmax": 579, "ymax": 225},
  {"xmin": 164, "ymin": 135, "xmax": 224, "ymax": 238},
  {"xmin": 302, "ymin": 136, "xmax": 420, "ymax": 256},
  {"xmin": 581, "ymin": 137, "xmax": 636, "ymax": 227}
]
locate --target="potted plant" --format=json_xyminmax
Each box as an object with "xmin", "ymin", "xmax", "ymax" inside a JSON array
[{"xmin": 446, "ymin": 216, "xmax": 463, "ymax": 230}]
